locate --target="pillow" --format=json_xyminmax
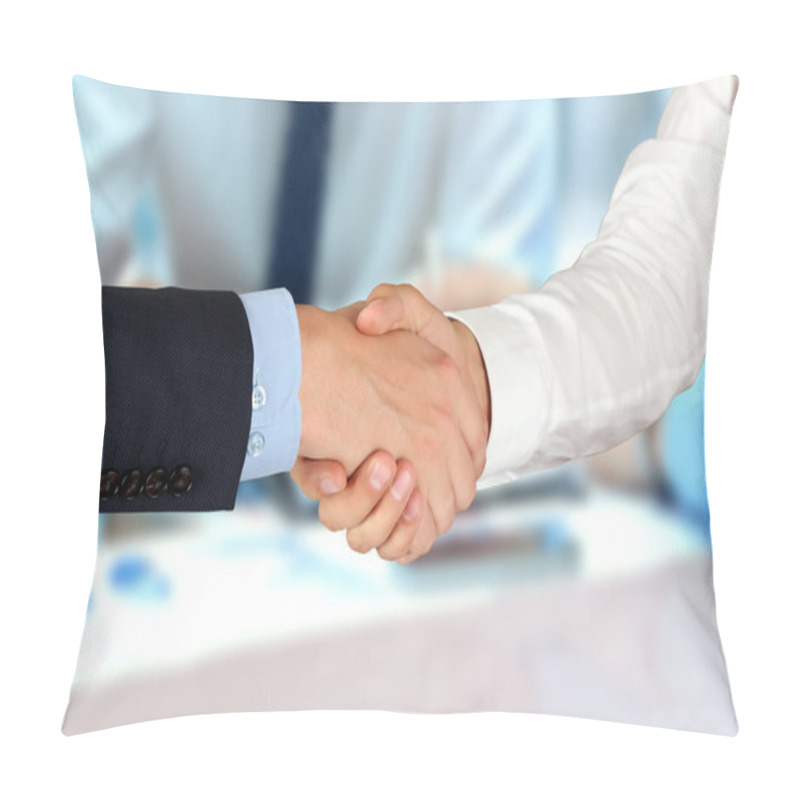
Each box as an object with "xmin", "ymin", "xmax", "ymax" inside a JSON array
[{"xmin": 64, "ymin": 75, "xmax": 738, "ymax": 735}]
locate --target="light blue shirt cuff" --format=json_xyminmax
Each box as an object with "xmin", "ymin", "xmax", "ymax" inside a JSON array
[{"xmin": 238, "ymin": 288, "xmax": 302, "ymax": 481}]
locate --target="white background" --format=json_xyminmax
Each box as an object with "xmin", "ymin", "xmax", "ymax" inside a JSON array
[{"xmin": 1, "ymin": 1, "xmax": 798, "ymax": 797}]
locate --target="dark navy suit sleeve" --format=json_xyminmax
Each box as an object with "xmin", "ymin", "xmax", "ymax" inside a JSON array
[{"xmin": 99, "ymin": 286, "xmax": 254, "ymax": 513}]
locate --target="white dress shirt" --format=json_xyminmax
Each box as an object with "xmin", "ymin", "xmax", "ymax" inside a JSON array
[{"xmin": 450, "ymin": 76, "xmax": 738, "ymax": 488}]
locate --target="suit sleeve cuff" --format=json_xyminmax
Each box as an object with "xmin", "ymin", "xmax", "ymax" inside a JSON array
[{"xmin": 238, "ymin": 288, "xmax": 302, "ymax": 480}]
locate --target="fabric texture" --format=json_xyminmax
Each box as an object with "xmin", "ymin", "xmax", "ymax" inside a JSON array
[
  {"xmin": 239, "ymin": 288, "xmax": 303, "ymax": 481},
  {"xmin": 450, "ymin": 76, "xmax": 737, "ymax": 487},
  {"xmin": 100, "ymin": 286, "xmax": 253, "ymax": 512}
]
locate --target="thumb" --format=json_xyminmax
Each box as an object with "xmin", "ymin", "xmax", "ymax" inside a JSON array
[
  {"xmin": 356, "ymin": 283, "xmax": 435, "ymax": 337},
  {"xmin": 356, "ymin": 296, "xmax": 406, "ymax": 335},
  {"xmin": 290, "ymin": 457, "xmax": 347, "ymax": 500}
]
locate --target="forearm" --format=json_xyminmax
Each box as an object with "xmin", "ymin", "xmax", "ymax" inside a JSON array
[
  {"xmin": 100, "ymin": 286, "xmax": 254, "ymax": 512},
  {"xmin": 451, "ymin": 76, "xmax": 738, "ymax": 487}
]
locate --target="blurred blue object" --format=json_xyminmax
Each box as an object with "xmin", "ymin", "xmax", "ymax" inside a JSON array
[
  {"xmin": 661, "ymin": 362, "xmax": 711, "ymax": 538},
  {"xmin": 109, "ymin": 554, "xmax": 171, "ymax": 603},
  {"xmin": 539, "ymin": 517, "xmax": 572, "ymax": 553}
]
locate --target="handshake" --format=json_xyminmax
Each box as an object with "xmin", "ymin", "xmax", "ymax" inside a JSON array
[{"xmin": 290, "ymin": 283, "xmax": 491, "ymax": 565}]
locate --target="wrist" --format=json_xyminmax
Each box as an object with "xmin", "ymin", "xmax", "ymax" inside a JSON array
[
  {"xmin": 296, "ymin": 304, "xmax": 327, "ymax": 457},
  {"xmin": 296, "ymin": 304, "xmax": 365, "ymax": 464}
]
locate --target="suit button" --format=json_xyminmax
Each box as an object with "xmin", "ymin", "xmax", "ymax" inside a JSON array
[
  {"xmin": 120, "ymin": 469, "xmax": 144, "ymax": 500},
  {"xmin": 145, "ymin": 467, "xmax": 168, "ymax": 499},
  {"xmin": 169, "ymin": 464, "xmax": 193, "ymax": 497},
  {"xmin": 100, "ymin": 469, "xmax": 120, "ymax": 500}
]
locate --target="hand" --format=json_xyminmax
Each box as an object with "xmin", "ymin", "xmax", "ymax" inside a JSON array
[
  {"xmin": 291, "ymin": 450, "xmax": 429, "ymax": 563},
  {"xmin": 293, "ymin": 299, "xmax": 486, "ymax": 558},
  {"xmin": 292, "ymin": 285, "xmax": 491, "ymax": 563},
  {"xmin": 357, "ymin": 284, "xmax": 491, "ymax": 431}
]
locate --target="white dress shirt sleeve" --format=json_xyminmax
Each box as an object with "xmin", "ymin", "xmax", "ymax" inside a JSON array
[
  {"xmin": 449, "ymin": 75, "xmax": 738, "ymax": 489},
  {"xmin": 238, "ymin": 288, "xmax": 302, "ymax": 481}
]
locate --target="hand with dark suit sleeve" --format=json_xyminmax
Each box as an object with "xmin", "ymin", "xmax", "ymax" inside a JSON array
[
  {"xmin": 98, "ymin": 286, "xmax": 487, "ymax": 545},
  {"xmin": 99, "ymin": 286, "xmax": 254, "ymax": 512}
]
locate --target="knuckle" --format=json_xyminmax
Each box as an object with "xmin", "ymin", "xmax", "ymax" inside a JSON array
[
  {"xmin": 408, "ymin": 532, "xmax": 436, "ymax": 562},
  {"xmin": 295, "ymin": 484, "xmax": 317, "ymax": 501},
  {"xmin": 377, "ymin": 539, "xmax": 405, "ymax": 561},
  {"xmin": 433, "ymin": 348, "xmax": 456, "ymax": 375},
  {"xmin": 379, "ymin": 529, "xmax": 414, "ymax": 561},
  {"xmin": 372, "ymin": 282, "xmax": 393, "ymax": 298},
  {"xmin": 289, "ymin": 470, "xmax": 314, "ymax": 499},
  {"xmin": 428, "ymin": 404, "xmax": 455, "ymax": 436},
  {"xmin": 460, "ymin": 481, "xmax": 477, "ymax": 510},
  {"xmin": 410, "ymin": 541, "xmax": 433, "ymax": 561},
  {"xmin": 433, "ymin": 505, "xmax": 455, "ymax": 538},
  {"xmin": 443, "ymin": 355, "xmax": 460, "ymax": 381},
  {"xmin": 318, "ymin": 504, "xmax": 342, "ymax": 532},
  {"xmin": 346, "ymin": 527, "xmax": 373, "ymax": 554}
]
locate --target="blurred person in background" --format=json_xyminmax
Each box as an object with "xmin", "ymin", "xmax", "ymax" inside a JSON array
[{"xmin": 75, "ymin": 79, "xmax": 556, "ymax": 309}]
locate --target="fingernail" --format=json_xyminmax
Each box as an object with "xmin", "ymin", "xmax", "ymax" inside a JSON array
[
  {"xmin": 391, "ymin": 468, "xmax": 413, "ymax": 500},
  {"xmin": 369, "ymin": 461, "xmax": 392, "ymax": 490},
  {"xmin": 402, "ymin": 492, "xmax": 421, "ymax": 521},
  {"xmin": 320, "ymin": 476, "xmax": 340, "ymax": 496}
]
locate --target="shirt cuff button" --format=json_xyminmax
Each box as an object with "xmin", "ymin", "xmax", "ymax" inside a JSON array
[
  {"xmin": 252, "ymin": 385, "xmax": 267, "ymax": 411},
  {"xmin": 248, "ymin": 431, "xmax": 266, "ymax": 457}
]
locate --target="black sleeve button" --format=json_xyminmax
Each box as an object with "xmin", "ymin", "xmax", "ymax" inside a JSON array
[
  {"xmin": 145, "ymin": 467, "xmax": 169, "ymax": 499},
  {"xmin": 168, "ymin": 464, "xmax": 193, "ymax": 497},
  {"xmin": 100, "ymin": 469, "xmax": 120, "ymax": 501},
  {"xmin": 120, "ymin": 469, "xmax": 144, "ymax": 500}
]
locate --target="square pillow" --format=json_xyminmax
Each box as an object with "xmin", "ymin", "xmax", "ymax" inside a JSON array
[{"xmin": 64, "ymin": 75, "xmax": 738, "ymax": 735}]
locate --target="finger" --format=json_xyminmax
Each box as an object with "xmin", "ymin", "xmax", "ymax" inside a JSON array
[
  {"xmin": 376, "ymin": 488, "xmax": 427, "ymax": 561},
  {"xmin": 346, "ymin": 460, "xmax": 416, "ymax": 554},
  {"xmin": 356, "ymin": 294, "xmax": 407, "ymax": 335},
  {"xmin": 396, "ymin": 494, "xmax": 438, "ymax": 563},
  {"xmin": 452, "ymin": 369, "xmax": 489, "ymax": 479},
  {"xmin": 424, "ymin": 477, "xmax": 457, "ymax": 540},
  {"xmin": 357, "ymin": 283, "xmax": 436, "ymax": 337},
  {"xmin": 428, "ymin": 331, "xmax": 487, "ymax": 480},
  {"xmin": 405, "ymin": 497, "xmax": 437, "ymax": 557},
  {"xmin": 289, "ymin": 457, "xmax": 347, "ymax": 500},
  {"xmin": 425, "ymin": 370, "xmax": 483, "ymax": 524},
  {"xmin": 448, "ymin": 431, "xmax": 478, "ymax": 513},
  {"xmin": 317, "ymin": 451, "xmax": 396, "ymax": 532}
]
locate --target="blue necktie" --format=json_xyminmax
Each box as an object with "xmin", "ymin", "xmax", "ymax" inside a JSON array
[{"xmin": 268, "ymin": 101, "xmax": 333, "ymax": 304}]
